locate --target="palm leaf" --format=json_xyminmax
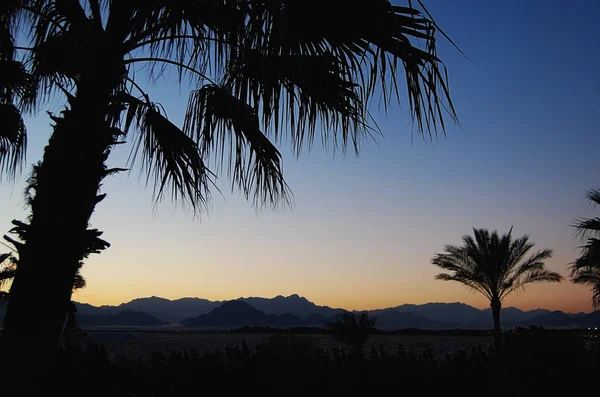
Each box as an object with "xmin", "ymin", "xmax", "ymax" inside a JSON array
[
  {"xmin": 585, "ymin": 189, "xmax": 600, "ymax": 207},
  {"xmin": 0, "ymin": 15, "xmax": 30, "ymax": 178},
  {"xmin": 573, "ymin": 217, "xmax": 600, "ymax": 239},
  {"xmin": 224, "ymin": 50, "xmax": 367, "ymax": 155},
  {"xmin": 117, "ymin": 92, "xmax": 214, "ymax": 210},
  {"xmin": 571, "ymin": 189, "xmax": 600, "ymax": 307},
  {"xmin": 571, "ymin": 267, "xmax": 600, "ymax": 308},
  {"xmin": 570, "ymin": 238, "xmax": 600, "ymax": 273},
  {"xmin": 0, "ymin": 103, "xmax": 27, "ymax": 177},
  {"xmin": 184, "ymin": 84, "xmax": 290, "ymax": 208}
]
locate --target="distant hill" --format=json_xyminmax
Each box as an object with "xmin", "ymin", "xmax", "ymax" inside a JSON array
[
  {"xmin": 524, "ymin": 311, "xmax": 576, "ymax": 327},
  {"xmin": 580, "ymin": 311, "xmax": 600, "ymax": 327},
  {"xmin": 516, "ymin": 310, "xmax": 600, "ymax": 328},
  {"xmin": 482, "ymin": 307, "xmax": 551, "ymax": 324},
  {"xmin": 239, "ymin": 294, "xmax": 343, "ymax": 318},
  {"xmin": 305, "ymin": 313, "xmax": 330, "ymax": 326},
  {"xmin": 370, "ymin": 302, "xmax": 488, "ymax": 325},
  {"xmin": 77, "ymin": 310, "xmax": 167, "ymax": 326},
  {"xmin": 374, "ymin": 310, "xmax": 438, "ymax": 329},
  {"xmin": 73, "ymin": 294, "xmax": 593, "ymax": 329},
  {"xmin": 181, "ymin": 301, "xmax": 305, "ymax": 327},
  {"xmin": 76, "ymin": 296, "xmax": 221, "ymax": 324}
]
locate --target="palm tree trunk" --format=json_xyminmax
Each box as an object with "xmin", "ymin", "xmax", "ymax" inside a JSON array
[
  {"xmin": 0, "ymin": 79, "xmax": 118, "ymax": 358},
  {"xmin": 490, "ymin": 297, "xmax": 502, "ymax": 350}
]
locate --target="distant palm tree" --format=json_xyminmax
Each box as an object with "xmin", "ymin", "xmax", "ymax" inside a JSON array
[
  {"xmin": 1, "ymin": 0, "xmax": 457, "ymax": 352},
  {"xmin": 432, "ymin": 228, "xmax": 561, "ymax": 350},
  {"xmin": 570, "ymin": 189, "xmax": 600, "ymax": 308},
  {"xmin": 327, "ymin": 311, "xmax": 376, "ymax": 357}
]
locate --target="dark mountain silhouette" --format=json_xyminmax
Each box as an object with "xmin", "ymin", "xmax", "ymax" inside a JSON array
[
  {"xmin": 524, "ymin": 311, "xmax": 576, "ymax": 327},
  {"xmin": 370, "ymin": 302, "xmax": 489, "ymax": 325},
  {"xmin": 482, "ymin": 307, "xmax": 551, "ymax": 324},
  {"xmin": 374, "ymin": 310, "xmax": 438, "ymax": 329},
  {"xmin": 77, "ymin": 310, "xmax": 167, "ymax": 326},
  {"xmin": 580, "ymin": 311, "xmax": 600, "ymax": 327},
  {"xmin": 305, "ymin": 313, "xmax": 330, "ymax": 326},
  {"xmin": 76, "ymin": 296, "xmax": 221, "ymax": 324},
  {"xmin": 238, "ymin": 294, "xmax": 344, "ymax": 318},
  {"xmin": 118, "ymin": 296, "xmax": 220, "ymax": 324},
  {"xmin": 571, "ymin": 312, "xmax": 588, "ymax": 318},
  {"xmin": 181, "ymin": 301, "xmax": 305, "ymax": 327},
  {"xmin": 74, "ymin": 295, "xmax": 591, "ymax": 328}
]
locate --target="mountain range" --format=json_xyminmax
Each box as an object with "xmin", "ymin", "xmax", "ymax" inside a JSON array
[{"xmin": 70, "ymin": 294, "xmax": 600, "ymax": 329}]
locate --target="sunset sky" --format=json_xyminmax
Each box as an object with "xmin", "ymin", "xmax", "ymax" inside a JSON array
[{"xmin": 1, "ymin": 0, "xmax": 599, "ymax": 313}]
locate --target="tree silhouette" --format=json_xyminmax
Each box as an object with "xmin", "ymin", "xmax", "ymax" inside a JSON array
[
  {"xmin": 0, "ymin": 242, "xmax": 86, "ymax": 336},
  {"xmin": 327, "ymin": 311, "xmax": 376, "ymax": 357},
  {"xmin": 570, "ymin": 189, "xmax": 600, "ymax": 308},
  {"xmin": 432, "ymin": 228, "xmax": 561, "ymax": 350},
  {"xmin": 1, "ymin": 0, "xmax": 457, "ymax": 353}
]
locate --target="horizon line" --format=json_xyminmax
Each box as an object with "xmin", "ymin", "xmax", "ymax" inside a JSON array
[{"xmin": 74, "ymin": 294, "xmax": 582, "ymax": 314}]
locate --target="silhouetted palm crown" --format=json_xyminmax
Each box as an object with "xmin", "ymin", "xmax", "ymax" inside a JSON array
[
  {"xmin": 432, "ymin": 228, "xmax": 561, "ymax": 302},
  {"xmin": 327, "ymin": 311, "xmax": 376, "ymax": 351},
  {"xmin": 570, "ymin": 189, "xmax": 600, "ymax": 307},
  {"xmin": 0, "ymin": 0, "xmax": 457, "ymax": 349},
  {"xmin": 1, "ymin": 0, "xmax": 455, "ymax": 205}
]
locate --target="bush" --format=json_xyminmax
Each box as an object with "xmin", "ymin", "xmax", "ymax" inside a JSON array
[{"xmin": 2, "ymin": 328, "xmax": 596, "ymax": 397}]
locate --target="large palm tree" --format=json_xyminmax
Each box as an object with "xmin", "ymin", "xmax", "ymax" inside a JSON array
[
  {"xmin": 432, "ymin": 228, "xmax": 561, "ymax": 350},
  {"xmin": 570, "ymin": 189, "xmax": 600, "ymax": 308},
  {"xmin": 1, "ymin": 0, "xmax": 457, "ymax": 354}
]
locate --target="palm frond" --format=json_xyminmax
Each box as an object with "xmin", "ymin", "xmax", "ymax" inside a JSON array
[
  {"xmin": 586, "ymin": 189, "xmax": 600, "ymax": 207},
  {"xmin": 571, "ymin": 189, "xmax": 600, "ymax": 307},
  {"xmin": 435, "ymin": 273, "xmax": 492, "ymax": 300},
  {"xmin": 502, "ymin": 269, "xmax": 562, "ymax": 299},
  {"xmin": 224, "ymin": 50, "xmax": 367, "ymax": 155},
  {"xmin": 118, "ymin": 92, "xmax": 213, "ymax": 211},
  {"xmin": 573, "ymin": 217, "xmax": 600, "ymax": 239},
  {"xmin": 234, "ymin": 0, "xmax": 456, "ymax": 142},
  {"xmin": 0, "ymin": 16, "xmax": 30, "ymax": 179},
  {"xmin": 505, "ymin": 235, "xmax": 535, "ymax": 272},
  {"xmin": 0, "ymin": 103, "xmax": 27, "ymax": 178},
  {"xmin": 570, "ymin": 237, "xmax": 600, "ymax": 274},
  {"xmin": 571, "ymin": 267, "xmax": 600, "ymax": 308},
  {"xmin": 504, "ymin": 248, "xmax": 553, "ymax": 288},
  {"xmin": 184, "ymin": 84, "xmax": 290, "ymax": 209}
]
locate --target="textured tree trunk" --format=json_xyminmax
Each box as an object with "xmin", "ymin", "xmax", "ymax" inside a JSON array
[
  {"xmin": 0, "ymin": 78, "xmax": 119, "ymax": 358},
  {"xmin": 490, "ymin": 297, "xmax": 502, "ymax": 351}
]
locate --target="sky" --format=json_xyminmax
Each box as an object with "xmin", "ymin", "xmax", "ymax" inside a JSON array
[{"xmin": 1, "ymin": 0, "xmax": 599, "ymax": 313}]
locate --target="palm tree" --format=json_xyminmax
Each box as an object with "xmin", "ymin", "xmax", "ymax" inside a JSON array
[
  {"xmin": 570, "ymin": 189, "xmax": 600, "ymax": 308},
  {"xmin": 327, "ymin": 311, "xmax": 376, "ymax": 357},
  {"xmin": 432, "ymin": 228, "xmax": 561, "ymax": 350},
  {"xmin": 1, "ymin": 0, "xmax": 457, "ymax": 353}
]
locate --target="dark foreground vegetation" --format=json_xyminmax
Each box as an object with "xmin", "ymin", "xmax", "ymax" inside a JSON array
[{"xmin": 3, "ymin": 327, "xmax": 598, "ymax": 396}]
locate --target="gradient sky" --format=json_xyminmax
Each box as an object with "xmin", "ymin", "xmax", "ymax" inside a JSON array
[{"xmin": 1, "ymin": 0, "xmax": 599, "ymax": 313}]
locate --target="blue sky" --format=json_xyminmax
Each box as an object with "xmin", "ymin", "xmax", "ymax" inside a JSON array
[{"xmin": 1, "ymin": 0, "xmax": 599, "ymax": 312}]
